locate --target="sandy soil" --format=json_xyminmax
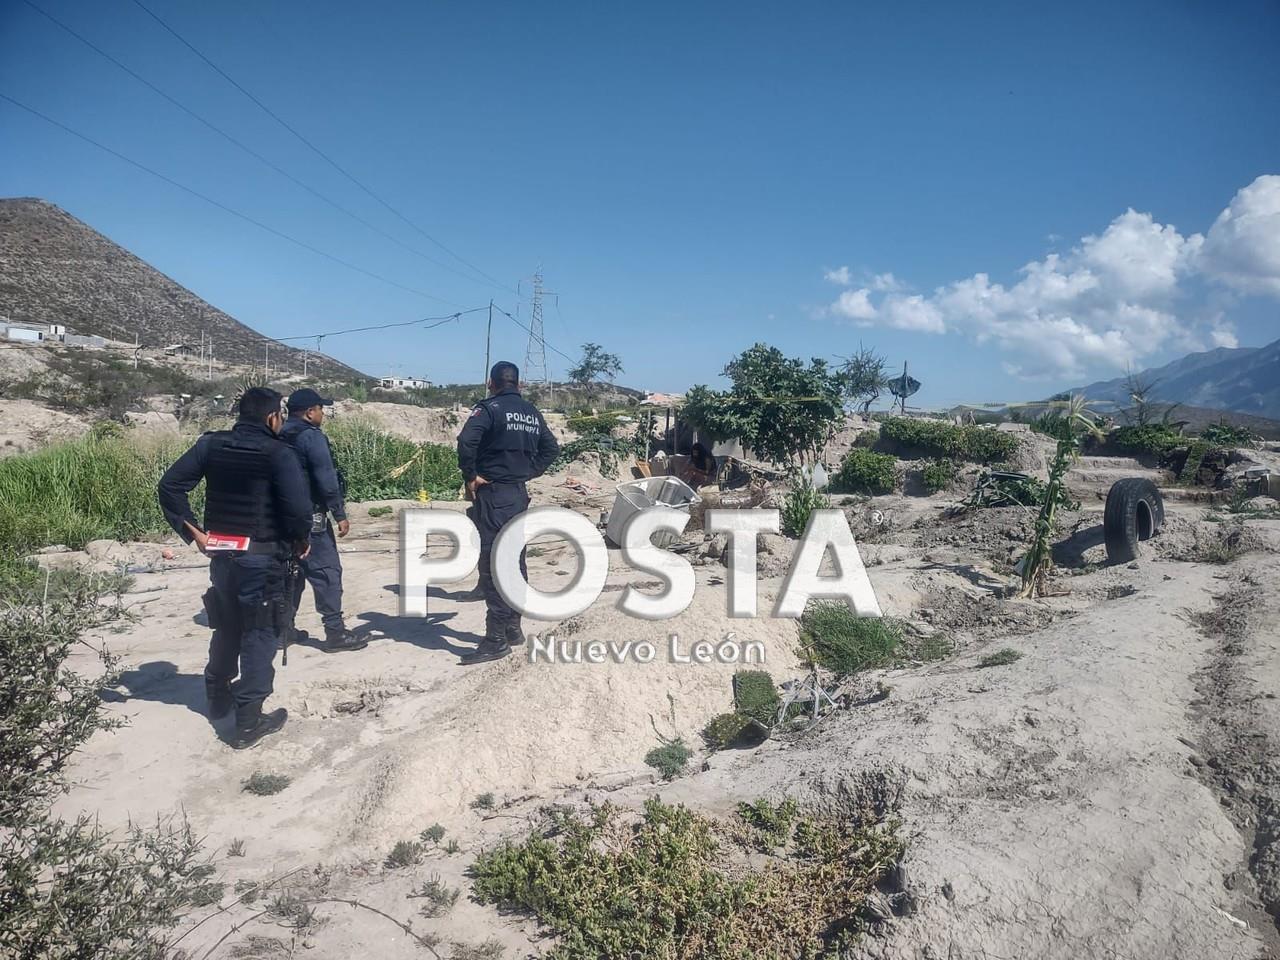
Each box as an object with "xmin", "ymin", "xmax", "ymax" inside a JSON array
[{"xmin": 33, "ymin": 421, "xmax": 1280, "ymax": 958}]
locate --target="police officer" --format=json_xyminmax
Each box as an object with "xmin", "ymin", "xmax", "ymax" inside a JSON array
[
  {"xmin": 280, "ymin": 388, "xmax": 366, "ymax": 653},
  {"xmin": 157, "ymin": 387, "xmax": 312, "ymax": 749},
  {"xmin": 456, "ymin": 361, "xmax": 560, "ymax": 664}
]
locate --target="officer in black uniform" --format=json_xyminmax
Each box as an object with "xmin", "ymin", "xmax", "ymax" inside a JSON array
[
  {"xmin": 157, "ymin": 387, "xmax": 313, "ymax": 749},
  {"xmin": 456, "ymin": 361, "xmax": 560, "ymax": 664},
  {"xmin": 280, "ymin": 387, "xmax": 365, "ymax": 653}
]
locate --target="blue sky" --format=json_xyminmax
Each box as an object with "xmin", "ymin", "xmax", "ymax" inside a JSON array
[{"xmin": 1, "ymin": 0, "xmax": 1277, "ymax": 406}]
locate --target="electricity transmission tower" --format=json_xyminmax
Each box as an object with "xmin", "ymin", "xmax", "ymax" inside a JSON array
[{"xmin": 522, "ymin": 270, "xmax": 551, "ymax": 387}]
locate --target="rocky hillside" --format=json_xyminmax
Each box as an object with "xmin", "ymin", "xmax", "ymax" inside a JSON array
[
  {"xmin": 0, "ymin": 198, "xmax": 365, "ymax": 379},
  {"xmin": 1075, "ymin": 337, "xmax": 1280, "ymax": 420}
]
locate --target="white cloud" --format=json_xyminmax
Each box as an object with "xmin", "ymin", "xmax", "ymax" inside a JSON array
[
  {"xmin": 823, "ymin": 266, "xmax": 852, "ymax": 286},
  {"xmin": 1199, "ymin": 175, "xmax": 1280, "ymax": 296},
  {"xmin": 880, "ymin": 294, "xmax": 945, "ymax": 333},
  {"xmin": 822, "ymin": 175, "xmax": 1278, "ymax": 379},
  {"xmin": 1209, "ymin": 318, "xmax": 1239, "ymax": 349},
  {"xmin": 831, "ymin": 287, "xmax": 876, "ymax": 320}
]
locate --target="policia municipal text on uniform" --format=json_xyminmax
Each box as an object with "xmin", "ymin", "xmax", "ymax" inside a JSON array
[
  {"xmin": 456, "ymin": 361, "xmax": 559, "ymax": 665},
  {"xmin": 157, "ymin": 387, "xmax": 312, "ymax": 749}
]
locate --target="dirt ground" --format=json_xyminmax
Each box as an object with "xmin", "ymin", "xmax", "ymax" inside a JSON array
[{"xmin": 19, "ymin": 412, "xmax": 1278, "ymax": 957}]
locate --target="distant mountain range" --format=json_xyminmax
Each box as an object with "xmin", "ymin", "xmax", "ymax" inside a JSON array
[
  {"xmin": 0, "ymin": 198, "xmax": 365, "ymax": 379},
  {"xmin": 1073, "ymin": 337, "xmax": 1280, "ymax": 420}
]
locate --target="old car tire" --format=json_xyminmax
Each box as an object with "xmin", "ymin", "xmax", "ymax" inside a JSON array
[{"xmin": 1104, "ymin": 478, "xmax": 1164, "ymax": 563}]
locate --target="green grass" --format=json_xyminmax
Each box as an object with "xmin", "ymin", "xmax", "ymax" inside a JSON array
[
  {"xmin": 326, "ymin": 416, "xmax": 462, "ymax": 501},
  {"xmin": 0, "ymin": 430, "xmax": 196, "ymax": 553},
  {"xmin": 798, "ymin": 603, "xmax": 903, "ymax": 676},
  {"xmin": 367, "ymin": 505, "xmax": 394, "ymax": 517}
]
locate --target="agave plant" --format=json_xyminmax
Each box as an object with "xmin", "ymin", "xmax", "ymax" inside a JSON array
[{"xmin": 1017, "ymin": 395, "xmax": 1102, "ymax": 598}]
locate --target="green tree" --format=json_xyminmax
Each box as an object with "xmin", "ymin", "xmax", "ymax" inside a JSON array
[
  {"xmin": 568, "ymin": 343, "xmax": 624, "ymax": 396},
  {"xmin": 681, "ymin": 343, "xmax": 846, "ymax": 470},
  {"xmin": 838, "ymin": 345, "xmax": 887, "ymax": 414}
]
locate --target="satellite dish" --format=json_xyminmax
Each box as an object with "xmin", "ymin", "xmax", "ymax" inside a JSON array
[{"xmin": 887, "ymin": 362, "xmax": 921, "ymax": 413}]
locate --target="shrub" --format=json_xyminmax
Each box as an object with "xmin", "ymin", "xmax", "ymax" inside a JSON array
[
  {"xmin": 644, "ymin": 739, "xmax": 693, "ymax": 780},
  {"xmin": 919, "ymin": 458, "xmax": 958, "ymax": 494},
  {"xmin": 469, "ymin": 798, "xmax": 903, "ymax": 959},
  {"xmin": 410, "ymin": 874, "xmax": 460, "ymax": 918},
  {"xmin": 799, "ymin": 602, "xmax": 901, "ymax": 676},
  {"xmin": 1, "ymin": 575, "xmax": 211, "ymax": 956},
  {"xmin": 1198, "ymin": 422, "xmax": 1258, "ymax": 447},
  {"xmin": 702, "ymin": 712, "xmax": 755, "ymax": 750},
  {"xmin": 1108, "ymin": 424, "xmax": 1182, "ymax": 458},
  {"xmin": 978, "ymin": 648, "xmax": 1023, "ymax": 668},
  {"xmin": 780, "ymin": 480, "xmax": 829, "ymax": 537},
  {"xmin": 385, "ymin": 840, "xmax": 425, "ymax": 869},
  {"xmin": 878, "ymin": 417, "xmax": 1018, "ymax": 463},
  {"xmin": 420, "ymin": 823, "xmax": 446, "ymax": 844},
  {"xmin": 566, "ymin": 411, "xmax": 627, "ymax": 435},
  {"xmin": 830, "ymin": 449, "xmax": 896, "ymax": 495},
  {"xmin": 471, "ymin": 792, "xmax": 496, "ymax": 811},
  {"xmin": 1030, "ymin": 412, "xmax": 1075, "ymax": 442}
]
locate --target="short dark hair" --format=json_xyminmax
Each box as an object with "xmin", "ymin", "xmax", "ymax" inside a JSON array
[
  {"xmin": 490, "ymin": 361, "xmax": 519, "ymax": 389},
  {"xmin": 238, "ymin": 387, "xmax": 284, "ymax": 423}
]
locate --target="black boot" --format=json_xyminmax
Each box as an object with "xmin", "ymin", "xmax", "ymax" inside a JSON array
[
  {"xmin": 459, "ymin": 637, "xmax": 511, "ymax": 665},
  {"xmin": 231, "ymin": 705, "xmax": 288, "ymax": 750},
  {"xmin": 205, "ymin": 681, "xmax": 233, "ymax": 721},
  {"xmin": 321, "ymin": 627, "xmax": 368, "ymax": 653},
  {"xmin": 505, "ymin": 622, "xmax": 527, "ymax": 646}
]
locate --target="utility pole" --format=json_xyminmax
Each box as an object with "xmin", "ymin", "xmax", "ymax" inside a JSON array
[
  {"xmin": 207, "ymin": 337, "xmax": 213, "ymax": 379},
  {"xmin": 264, "ymin": 341, "xmax": 269, "ymax": 380},
  {"xmin": 523, "ymin": 269, "xmax": 552, "ymax": 392},
  {"xmin": 484, "ymin": 299, "xmax": 493, "ymax": 385}
]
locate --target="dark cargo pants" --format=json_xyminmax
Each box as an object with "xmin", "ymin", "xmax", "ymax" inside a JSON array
[
  {"xmin": 205, "ymin": 552, "xmax": 286, "ymax": 712},
  {"xmin": 468, "ymin": 481, "xmax": 529, "ymax": 638},
  {"xmin": 290, "ymin": 521, "xmax": 345, "ymax": 633}
]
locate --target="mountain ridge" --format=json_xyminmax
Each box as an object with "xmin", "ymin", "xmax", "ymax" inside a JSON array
[
  {"xmin": 1073, "ymin": 336, "xmax": 1280, "ymax": 419},
  {"xmin": 0, "ymin": 197, "xmax": 366, "ymax": 379}
]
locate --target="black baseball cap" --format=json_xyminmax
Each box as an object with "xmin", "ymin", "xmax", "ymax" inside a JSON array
[{"xmin": 286, "ymin": 387, "xmax": 334, "ymax": 411}]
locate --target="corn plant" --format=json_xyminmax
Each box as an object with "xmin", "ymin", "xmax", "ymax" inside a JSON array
[{"xmin": 1017, "ymin": 396, "xmax": 1102, "ymax": 597}]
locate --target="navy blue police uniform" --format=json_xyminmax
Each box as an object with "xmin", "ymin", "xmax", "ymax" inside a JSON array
[
  {"xmin": 158, "ymin": 421, "xmax": 312, "ymax": 744},
  {"xmin": 280, "ymin": 412, "xmax": 352, "ymax": 643},
  {"xmin": 456, "ymin": 387, "xmax": 560, "ymax": 651}
]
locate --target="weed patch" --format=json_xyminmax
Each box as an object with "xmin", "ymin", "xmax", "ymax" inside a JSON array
[
  {"xmin": 241, "ymin": 772, "xmax": 291, "ymax": 796},
  {"xmin": 469, "ymin": 798, "xmax": 902, "ymax": 960},
  {"xmin": 978, "ymin": 648, "xmax": 1023, "ymax": 668},
  {"xmin": 878, "ymin": 417, "xmax": 1018, "ymax": 463}
]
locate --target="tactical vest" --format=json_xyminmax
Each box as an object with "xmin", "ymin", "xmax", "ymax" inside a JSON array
[{"xmin": 202, "ymin": 429, "xmax": 281, "ymax": 541}]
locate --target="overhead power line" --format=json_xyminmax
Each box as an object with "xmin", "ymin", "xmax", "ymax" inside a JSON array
[
  {"xmin": 0, "ymin": 91, "xmax": 464, "ymax": 308},
  {"xmin": 128, "ymin": 0, "xmax": 520, "ymax": 297},
  {"xmin": 20, "ymin": 0, "xmax": 509, "ymax": 297},
  {"xmin": 273, "ymin": 306, "xmax": 488, "ymax": 343},
  {"xmin": 492, "ymin": 302, "xmax": 576, "ymax": 366}
]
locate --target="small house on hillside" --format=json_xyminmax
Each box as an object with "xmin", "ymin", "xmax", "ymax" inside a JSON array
[{"xmin": 379, "ymin": 376, "xmax": 432, "ymax": 391}]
